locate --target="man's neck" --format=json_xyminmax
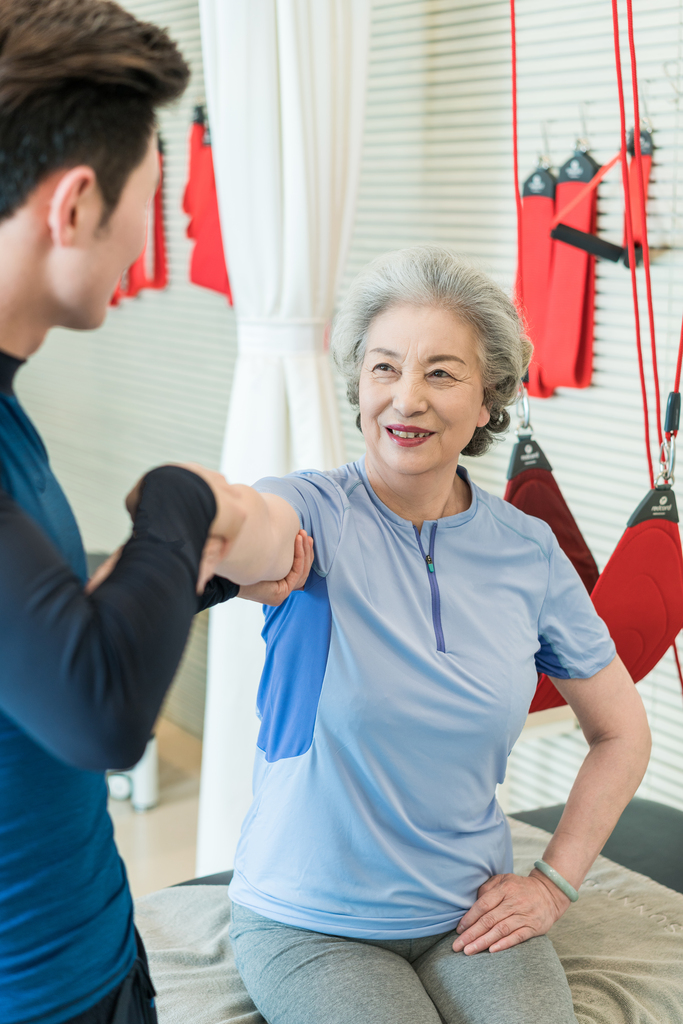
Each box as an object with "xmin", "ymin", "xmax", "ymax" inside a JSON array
[{"xmin": 0, "ymin": 208, "xmax": 52, "ymax": 360}]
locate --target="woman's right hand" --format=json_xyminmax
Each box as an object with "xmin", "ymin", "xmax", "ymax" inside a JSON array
[{"xmin": 238, "ymin": 530, "xmax": 314, "ymax": 606}]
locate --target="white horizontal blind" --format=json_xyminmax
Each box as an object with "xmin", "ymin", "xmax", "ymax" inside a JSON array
[
  {"xmin": 17, "ymin": 0, "xmax": 683, "ymax": 808},
  {"xmin": 341, "ymin": 0, "xmax": 683, "ymax": 811}
]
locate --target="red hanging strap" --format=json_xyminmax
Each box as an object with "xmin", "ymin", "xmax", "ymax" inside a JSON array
[
  {"xmin": 541, "ymin": 150, "xmax": 599, "ymax": 392},
  {"xmin": 519, "ymin": 168, "xmax": 556, "ymax": 398},
  {"xmin": 183, "ymin": 113, "xmax": 232, "ymax": 302}
]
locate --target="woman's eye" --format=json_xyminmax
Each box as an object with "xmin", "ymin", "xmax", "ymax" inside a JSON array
[
  {"xmin": 373, "ymin": 363, "xmax": 395, "ymax": 373},
  {"xmin": 430, "ymin": 369, "xmax": 453, "ymax": 380}
]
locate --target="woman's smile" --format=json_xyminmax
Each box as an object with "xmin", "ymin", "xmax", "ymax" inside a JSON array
[{"xmin": 384, "ymin": 423, "xmax": 435, "ymax": 447}]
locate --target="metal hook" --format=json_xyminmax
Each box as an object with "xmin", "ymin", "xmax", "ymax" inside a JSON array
[
  {"xmin": 539, "ymin": 121, "xmax": 552, "ymax": 169},
  {"xmin": 663, "ymin": 60, "xmax": 682, "ymax": 101},
  {"xmin": 657, "ymin": 437, "xmax": 676, "ymax": 486},
  {"xmin": 576, "ymin": 102, "xmax": 592, "ymax": 152},
  {"xmin": 639, "ymin": 81, "xmax": 654, "ymax": 133},
  {"xmin": 515, "ymin": 384, "xmax": 532, "ymax": 435}
]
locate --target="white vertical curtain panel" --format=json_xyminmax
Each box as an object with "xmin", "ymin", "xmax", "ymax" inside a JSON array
[{"xmin": 196, "ymin": 0, "xmax": 371, "ymax": 874}]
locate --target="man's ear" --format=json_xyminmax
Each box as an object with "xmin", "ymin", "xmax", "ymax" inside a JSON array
[{"xmin": 46, "ymin": 166, "xmax": 99, "ymax": 247}]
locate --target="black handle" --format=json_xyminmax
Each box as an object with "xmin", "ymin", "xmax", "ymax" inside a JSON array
[
  {"xmin": 551, "ymin": 223, "xmax": 624, "ymax": 262},
  {"xmin": 665, "ymin": 391, "xmax": 681, "ymax": 435}
]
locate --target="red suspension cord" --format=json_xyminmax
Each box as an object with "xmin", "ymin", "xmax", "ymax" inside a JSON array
[
  {"xmin": 611, "ymin": 0, "xmax": 655, "ymax": 487},
  {"xmin": 510, "ymin": 0, "xmax": 524, "ymax": 314},
  {"xmin": 625, "ymin": 0, "xmax": 663, "ymax": 449}
]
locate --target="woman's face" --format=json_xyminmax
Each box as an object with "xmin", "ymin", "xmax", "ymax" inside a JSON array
[{"xmin": 358, "ymin": 303, "xmax": 490, "ymax": 480}]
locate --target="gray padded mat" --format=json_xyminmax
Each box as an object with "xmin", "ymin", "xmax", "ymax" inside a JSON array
[{"xmin": 136, "ymin": 818, "xmax": 683, "ymax": 1024}]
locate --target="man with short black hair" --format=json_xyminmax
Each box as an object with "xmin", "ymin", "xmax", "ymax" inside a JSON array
[{"xmin": 0, "ymin": 2, "xmax": 308, "ymax": 1022}]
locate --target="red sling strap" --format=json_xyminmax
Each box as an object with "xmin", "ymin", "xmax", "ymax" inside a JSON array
[
  {"xmin": 183, "ymin": 111, "xmax": 232, "ymax": 302},
  {"xmin": 623, "ymin": 127, "xmax": 654, "ymax": 260},
  {"xmin": 519, "ymin": 167, "xmax": 556, "ymax": 399},
  {"xmin": 540, "ymin": 149, "xmax": 600, "ymax": 393}
]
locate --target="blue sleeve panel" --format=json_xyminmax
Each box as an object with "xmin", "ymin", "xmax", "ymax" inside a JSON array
[
  {"xmin": 257, "ymin": 569, "xmax": 332, "ymax": 761},
  {"xmin": 535, "ymin": 635, "xmax": 571, "ymax": 678}
]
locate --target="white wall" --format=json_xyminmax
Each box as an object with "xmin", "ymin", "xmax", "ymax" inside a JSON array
[{"xmin": 17, "ymin": 0, "xmax": 683, "ymax": 809}]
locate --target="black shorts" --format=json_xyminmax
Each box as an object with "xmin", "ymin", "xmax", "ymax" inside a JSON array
[{"xmin": 63, "ymin": 929, "xmax": 157, "ymax": 1024}]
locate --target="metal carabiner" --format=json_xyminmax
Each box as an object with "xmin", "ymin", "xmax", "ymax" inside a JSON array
[
  {"xmin": 657, "ymin": 436, "xmax": 676, "ymax": 486},
  {"xmin": 515, "ymin": 384, "xmax": 531, "ymax": 436}
]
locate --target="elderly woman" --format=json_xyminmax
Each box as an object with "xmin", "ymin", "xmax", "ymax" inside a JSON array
[{"xmin": 216, "ymin": 246, "xmax": 651, "ymax": 1024}]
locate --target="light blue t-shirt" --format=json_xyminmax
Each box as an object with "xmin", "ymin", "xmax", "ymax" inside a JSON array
[{"xmin": 228, "ymin": 459, "xmax": 615, "ymax": 939}]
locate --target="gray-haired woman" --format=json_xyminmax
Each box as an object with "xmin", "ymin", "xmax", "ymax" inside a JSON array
[{"xmin": 213, "ymin": 245, "xmax": 651, "ymax": 1024}]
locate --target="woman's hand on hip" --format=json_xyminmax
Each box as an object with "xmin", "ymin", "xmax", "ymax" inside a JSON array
[{"xmin": 451, "ymin": 871, "xmax": 570, "ymax": 955}]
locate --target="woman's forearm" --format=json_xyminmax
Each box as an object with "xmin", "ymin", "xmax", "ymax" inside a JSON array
[
  {"xmin": 214, "ymin": 486, "xmax": 301, "ymax": 585},
  {"xmin": 535, "ymin": 684, "xmax": 651, "ymax": 892}
]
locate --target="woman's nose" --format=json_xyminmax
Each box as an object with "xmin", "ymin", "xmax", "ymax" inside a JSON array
[{"xmin": 391, "ymin": 374, "xmax": 428, "ymax": 417}]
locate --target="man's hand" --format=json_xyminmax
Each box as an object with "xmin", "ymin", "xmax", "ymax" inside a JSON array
[
  {"xmin": 124, "ymin": 463, "xmax": 247, "ymax": 594},
  {"xmin": 238, "ymin": 531, "xmax": 314, "ymax": 606},
  {"xmin": 451, "ymin": 871, "xmax": 570, "ymax": 955},
  {"xmin": 126, "ymin": 462, "xmax": 245, "ymax": 541}
]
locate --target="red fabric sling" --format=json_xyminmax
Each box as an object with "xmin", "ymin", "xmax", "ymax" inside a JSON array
[
  {"xmin": 593, "ymin": 513, "xmax": 683, "ymax": 683},
  {"xmin": 504, "ymin": 431, "xmax": 600, "ymax": 713},
  {"xmin": 519, "ymin": 168, "xmax": 556, "ymax": 398},
  {"xmin": 183, "ymin": 117, "xmax": 232, "ymax": 302},
  {"xmin": 540, "ymin": 150, "xmax": 599, "ymax": 393},
  {"xmin": 505, "ymin": 468, "xmax": 599, "ymax": 594}
]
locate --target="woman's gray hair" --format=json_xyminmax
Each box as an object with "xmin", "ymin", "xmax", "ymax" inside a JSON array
[{"xmin": 331, "ymin": 245, "xmax": 532, "ymax": 457}]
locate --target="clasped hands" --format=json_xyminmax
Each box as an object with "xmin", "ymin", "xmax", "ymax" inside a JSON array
[
  {"xmin": 86, "ymin": 462, "xmax": 314, "ymax": 603},
  {"xmin": 451, "ymin": 868, "xmax": 570, "ymax": 955}
]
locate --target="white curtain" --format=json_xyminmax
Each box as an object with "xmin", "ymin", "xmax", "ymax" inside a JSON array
[{"xmin": 196, "ymin": 0, "xmax": 371, "ymax": 874}]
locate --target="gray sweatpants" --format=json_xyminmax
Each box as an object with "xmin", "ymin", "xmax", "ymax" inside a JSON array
[{"xmin": 229, "ymin": 903, "xmax": 577, "ymax": 1024}]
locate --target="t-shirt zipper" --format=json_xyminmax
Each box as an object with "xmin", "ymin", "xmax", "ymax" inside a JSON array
[{"xmin": 414, "ymin": 523, "xmax": 446, "ymax": 653}]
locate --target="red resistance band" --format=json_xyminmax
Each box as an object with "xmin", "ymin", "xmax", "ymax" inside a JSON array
[
  {"xmin": 111, "ymin": 146, "xmax": 168, "ymax": 305},
  {"xmin": 535, "ymin": 150, "xmax": 600, "ymax": 396},
  {"xmin": 183, "ymin": 119, "xmax": 232, "ymax": 303}
]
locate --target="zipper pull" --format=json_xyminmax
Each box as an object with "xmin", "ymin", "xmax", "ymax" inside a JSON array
[{"xmin": 425, "ymin": 554, "xmax": 435, "ymax": 573}]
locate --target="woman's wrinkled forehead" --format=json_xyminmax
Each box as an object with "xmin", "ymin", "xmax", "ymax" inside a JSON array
[{"xmin": 362, "ymin": 302, "xmax": 483, "ymax": 373}]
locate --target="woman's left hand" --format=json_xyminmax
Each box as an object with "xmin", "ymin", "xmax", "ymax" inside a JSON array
[{"xmin": 451, "ymin": 870, "xmax": 570, "ymax": 955}]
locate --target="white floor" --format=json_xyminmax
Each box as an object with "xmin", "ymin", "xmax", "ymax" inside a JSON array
[{"xmin": 109, "ymin": 719, "xmax": 201, "ymax": 898}]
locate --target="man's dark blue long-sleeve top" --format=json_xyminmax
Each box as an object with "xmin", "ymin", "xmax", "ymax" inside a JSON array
[{"xmin": 0, "ymin": 349, "xmax": 238, "ymax": 1024}]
